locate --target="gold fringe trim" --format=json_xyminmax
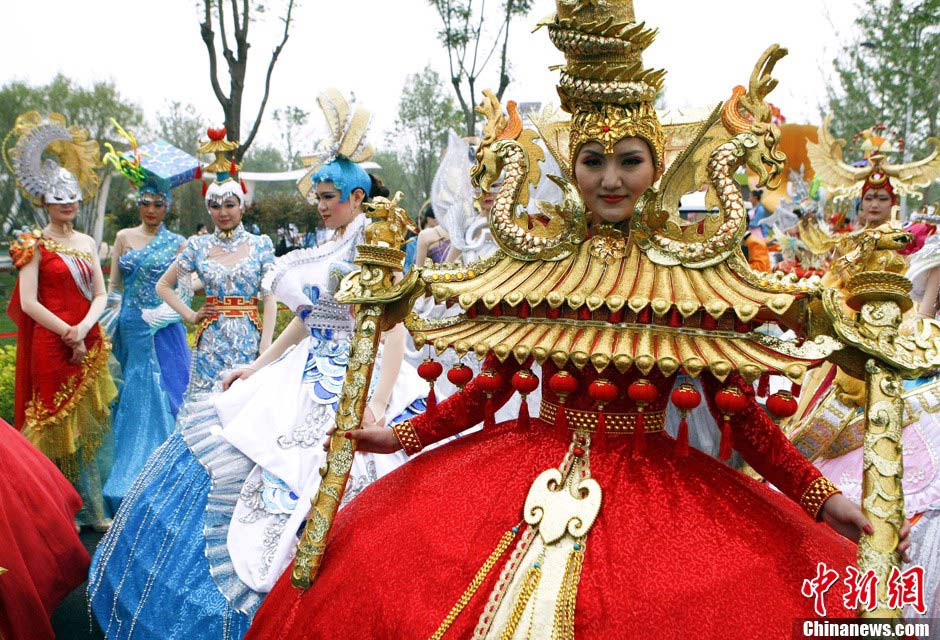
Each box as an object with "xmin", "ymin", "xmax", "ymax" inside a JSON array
[
  {"xmin": 22, "ymin": 339, "xmax": 117, "ymax": 483},
  {"xmin": 552, "ymin": 543, "xmax": 585, "ymax": 640},
  {"xmin": 429, "ymin": 528, "xmax": 518, "ymax": 640},
  {"xmin": 499, "ymin": 564, "xmax": 542, "ymax": 640}
]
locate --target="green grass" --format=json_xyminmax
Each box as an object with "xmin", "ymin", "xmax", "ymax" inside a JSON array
[{"xmin": 0, "ymin": 270, "xmax": 17, "ymax": 342}]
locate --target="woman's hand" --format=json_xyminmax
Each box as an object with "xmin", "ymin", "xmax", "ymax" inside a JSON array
[
  {"xmin": 62, "ymin": 323, "xmax": 90, "ymax": 348},
  {"xmin": 222, "ymin": 366, "xmax": 255, "ymax": 391},
  {"xmin": 362, "ymin": 404, "xmax": 386, "ymax": 430},
  {"xmin": 189, "ymin": 301, "xmax": 217, "ymax": 325},
  {"xmin": 821, "ymin": 494, "xmax": 911, "ymax": 562},
  {"xmin": 321, "ymin": 425, "xmax": 402, "ymax": 454},
  {"xmin": 69, "ymin": 342, "xmax": 88, "ymax": 365}
]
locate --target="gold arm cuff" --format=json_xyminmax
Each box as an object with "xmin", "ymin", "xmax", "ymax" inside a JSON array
[
  {"xmin": 392, "ymin": 420, "xmax": 423, "ymax": 456},
  {"xmin": 800, "ymin": 476, "xmax": 841, "ymax": 520}
]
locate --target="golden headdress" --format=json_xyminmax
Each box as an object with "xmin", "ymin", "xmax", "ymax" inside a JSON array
[
  {"xmin": 807, "ymin": 115, "xmax": 940, "ymax": 200},
  {"xmin": 542, "ymin": 0, "xmax": 667, "ymax": 169}
]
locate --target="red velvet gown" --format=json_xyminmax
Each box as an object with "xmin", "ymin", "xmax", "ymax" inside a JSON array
[
  {"xmin": 0, "ymin": 418, "xmax": 90, "ymax": 640},
  {"xmin": 246, "ymin": 358, "xmax": 856, "ymax": 639}
]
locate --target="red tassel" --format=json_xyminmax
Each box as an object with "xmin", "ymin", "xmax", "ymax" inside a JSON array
[
  {"xmin": 596, "ymin": 408, "xmax": 607, "ymax": 447},
  {"xmin": 675, "ymin": 415, "xmax": 690, "ymax": 457},
  {"xmin": 201, "ymin": 181, "xmax": 208, "ymax": 197},
  {"xmin": 719, "ymin": 417, "xmax": 734, "ymax": 461},
  {"xmin": 484, "ymin": 395, "xmax": 495, "ymax": 430},
  {"xmin": 633, "ymin": 410, "xmax": 646, "ymax": 455},
  {"xmin": 791, "ymin": 381, "xmax": 802, "ymax": 398},
  {"xmin": 194, "ymin": 165, "xmax": 202, "ymax": 180},
  {"xmin": 555, "ymin": 401, "xmax": 569, "ymax": 437},
  {"xmin": 757, "ymin": 372, "xmax": 770, "ymax": 398},
  {"xmin": 426, "ymin": 385, "xmax": 437, "ymax": 412},
  {"xmin": 517, "ymin": 396, "xmax": 530, "ymax": 429},
  {"xmin": 240, "ymin": 179, "xmax": 248, "ymax": 194}
]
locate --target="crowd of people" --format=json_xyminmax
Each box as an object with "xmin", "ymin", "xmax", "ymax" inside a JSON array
[{"xmin": 2, "ymin": 1, "xmax": 939, "ymax": 639}]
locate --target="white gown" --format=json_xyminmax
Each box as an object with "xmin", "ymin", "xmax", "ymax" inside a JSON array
[{"xmin": 182, "ymin": 214, "xmax": 426, "ymax": 614}]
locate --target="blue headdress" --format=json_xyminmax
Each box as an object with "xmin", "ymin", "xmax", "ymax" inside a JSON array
[
  {"xmin": 310, "ymin": 157, "xmax": 371, "ymax": 202},
  {"xmin": 103, "ymin": 120, "xmax": 199, "ymax": 208},
  {"xmin": 297, "ymin": 89, "xmax": 375, "ymax": 204}
]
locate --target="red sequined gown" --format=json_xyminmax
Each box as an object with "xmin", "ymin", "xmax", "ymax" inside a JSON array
[
  {"xmin": 0, "ymin": 418, "xmax": 89, "ymax": 640},
  {"xmin": 246, "ymin": 358, "xmax": 856, "ymax": 639}
]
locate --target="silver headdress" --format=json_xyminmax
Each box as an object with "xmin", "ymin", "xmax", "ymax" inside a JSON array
[{"xmin": 2, "ymin": 112, "xmax": 100, "ymax": 205}]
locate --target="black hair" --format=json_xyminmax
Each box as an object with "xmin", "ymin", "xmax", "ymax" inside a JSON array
[
  {"xmin": 369, "ymin": 173, "xmax": 390, "ymax": 200},
  {"xmin": 751, "ymin": 189, "xmax": 764, "ymax": 200},
  {"xmin": 196, "ymin": 223, "xmax": 206, "ymax": 232}
]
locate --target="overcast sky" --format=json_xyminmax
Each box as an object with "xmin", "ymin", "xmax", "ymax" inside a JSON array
[{"xmin": 0, "ymin": 0, "xmax": 862, "ymax": 153}]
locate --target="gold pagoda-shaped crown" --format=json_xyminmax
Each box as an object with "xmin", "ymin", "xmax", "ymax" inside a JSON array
[{"xmin": 544, "ymin": 0, "xmax": 667, "ymax": 166}]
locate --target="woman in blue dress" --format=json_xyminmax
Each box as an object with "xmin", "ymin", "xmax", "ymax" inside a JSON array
[
  {"xmin": 88, "ymin": 147, "xmax": 277, "ymax": 639},
  {"xmin": 101, "ymin": 172, "xmax": 190, "ymax": 512}
]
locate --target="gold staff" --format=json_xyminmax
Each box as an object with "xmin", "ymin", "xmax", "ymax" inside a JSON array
[{"xmin": 291, "ymin": 192, "xmax": 421, "ymax": 589}]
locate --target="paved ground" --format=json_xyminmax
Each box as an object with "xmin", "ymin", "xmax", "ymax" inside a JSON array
[{"xmin": 52, "ymin": 529, "xmax": 104, "ymax": 640}]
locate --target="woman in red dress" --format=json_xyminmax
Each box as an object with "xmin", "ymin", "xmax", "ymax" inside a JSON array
[
  {"xmin": 5, "ymin": 111, "xmax": 117, "ymax": 530},
  {"xmin": 245, "ymin": 4, "xmax": 909, "ymax": 637},
  {"xmin": 0, "ymin": 418, "xmax": 89, "ymax": 640}
]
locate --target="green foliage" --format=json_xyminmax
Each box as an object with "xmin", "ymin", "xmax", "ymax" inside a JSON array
[
  {"xmin": 272, "ymin": 106, "xmax": 309, "ymax": 170},
  {"xmin": 247, "ymin": 191, "xmax": 321, "ymax": 236},
  {"xmin": 0, "ymin": 344, "xmax": 16, "ymax": 423},
  {"xmin": 428, "ymin": 0, "xmax": 535, "ymax": 134},
  {"xmin": 826, "ymin": 0, "xmax": 940, "ymax": 158},
  {"xmin": 0, "ymin": 74, "xmax": 146, "ymax": 233},
  {"xmin": 383, "ymin": 66, "xmax": 463, "ymax": 218},
  {"xmin": 373, "ymin": 151, "xmax": 418, "ymax": 217}
]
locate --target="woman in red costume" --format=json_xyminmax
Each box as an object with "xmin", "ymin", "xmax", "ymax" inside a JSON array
[
  {"xmin": 4, "ymin": 112, "xmax": 117, "ymax": 530},
  {"xmin": 0, "ymin": 418, "xmax": 90, "ymax": 640},
  {"xmin": 246, "ymin": 4, "xmax": 908, "ymax": 638}
]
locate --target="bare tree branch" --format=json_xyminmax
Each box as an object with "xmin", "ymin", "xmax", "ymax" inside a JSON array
[
  {"xmin": 217, "ymin": 0, "xmax": 236, "ymax": 67},
  {"xmin": 495, "ymin": 1, "xmax": 514, "ymax": 99},
  {"xmin": 240, "ymin": 0, "xmax": 296, "ymax": 156},
  {"xmin": 201, "ymin": 0, "xmax": 230, "ymax": 108}
]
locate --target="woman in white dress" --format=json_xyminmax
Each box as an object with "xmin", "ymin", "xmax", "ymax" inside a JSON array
[{"xmin": 179, "ymin": 91, "xmax": 427, "ymax": 617}]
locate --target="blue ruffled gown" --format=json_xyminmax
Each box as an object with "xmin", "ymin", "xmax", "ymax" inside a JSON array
[
  {"xmin": 103, "ymin": 226, "xmax": 190, "ymax": 512},
  {"xmin": 89, "ymin": 225, "xmax": 274, "ymax": 640}
]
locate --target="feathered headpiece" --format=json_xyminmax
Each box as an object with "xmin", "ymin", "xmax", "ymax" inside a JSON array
[
  {"xmin": 102, "ymin": 119, "xmax": 174, "ymax": 205},
  {"xmin": 2, "ymin": 111, "xmax": 100, "ymax": 205},
  {"xmin": 807, "ymin": 115, "xmax": 940, "ymax": 201},
  {"xmin": 297, "ymin": 89, "xmax": 374, "ymax": 203}
]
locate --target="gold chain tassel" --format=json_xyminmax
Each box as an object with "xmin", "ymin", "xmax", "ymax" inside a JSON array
[
  {"xmin": 552, "ymin": 542, "xmax": 585, "ymax": 640},
  {"xmin": 499, "ymin": 563, "xmax": 543, "ymax": 640},
  {"xmin": 429, "ymin": 528, "xmax": 518, "ymax": 640}
]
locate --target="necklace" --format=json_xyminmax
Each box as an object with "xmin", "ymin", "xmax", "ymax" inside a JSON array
[{"xmin": 210, "ymin": 223, "xmax": 248, "ymax": 253}]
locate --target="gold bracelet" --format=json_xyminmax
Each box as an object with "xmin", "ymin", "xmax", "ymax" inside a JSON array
[
  {"xmin": 800, "ymin": 476, "xmax": 841, "ymax": 520},
  {"xmin": 392, "ymin": 420, "xmax": 423, "ymax": 455}
]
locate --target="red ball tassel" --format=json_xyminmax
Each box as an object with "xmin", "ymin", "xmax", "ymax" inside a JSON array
[
  {"xmin": 194, "ymin": 165, "xmax": 202, "ymax": 180},
  {"xmin": 426, "ymin": 385, "xmax": 437, "ymax": 412},
  {"xmin": 484, "ymin": 396, "xmax": 496, "ymax": 429},
  {"xmin": 201, "ymin": 181, "xmax": 208, "ymax": 197},
  {"xmin": 675, "ymin": 414, "xmax": 690, "ymax": 457},
  {"xmin": 791, "ymin": 381, "xmax": 802, "ymax": 398},
  {"xmin": 633, "ymin": 409, "xmax": 646, "ymax": 455},
  {"xmin": 595, "ymin": 405, "xmax": 607, "ymax": 446},
  {"xmin": 518, "ymin": 396, "xmax": 530, "ymax": 430},
  {"xmin": 719, "ymin": 417, "xmax": 734, "ymax": 461},
  {"xmin": 555, "ymin": 400, "xmax": 569, "ymax": 435},
  {"xmin": 757, "ymin": 372, "xmax": 770, "ymax": 398}
]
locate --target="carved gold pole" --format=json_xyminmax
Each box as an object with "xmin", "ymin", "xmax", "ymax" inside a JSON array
[
  {"xmin": 847, "ymin": 268, "xmax": 910, "ymax": 620},
  {"xmin": 859, "ymin": 359, "xmax": 905, "ymax": 619},
  {"xmin": 291, "ymin": 194, "xmax": 419, "ymax": 589}
]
